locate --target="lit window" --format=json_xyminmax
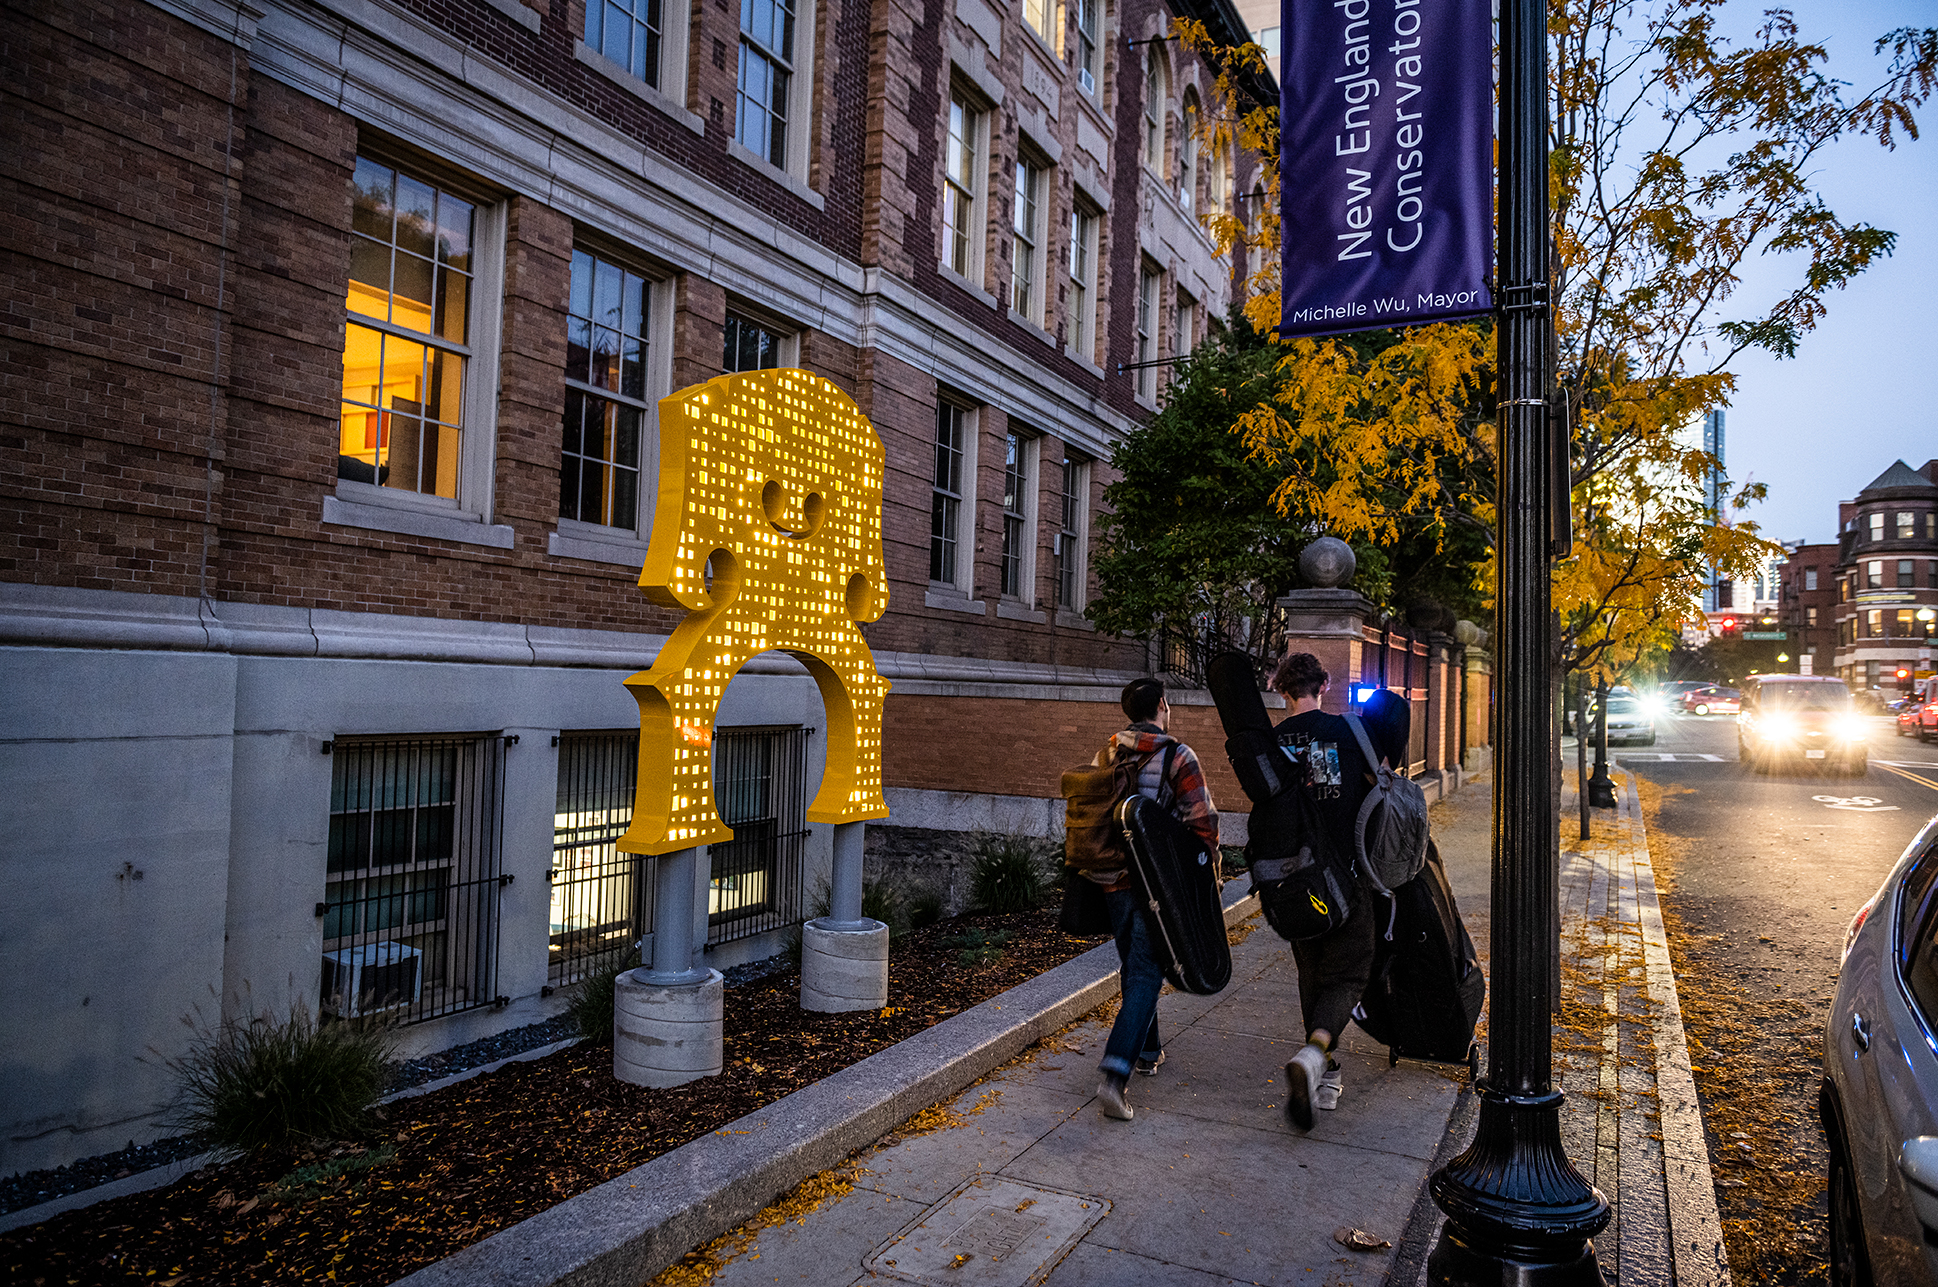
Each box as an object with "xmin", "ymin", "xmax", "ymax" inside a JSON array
[
  {"xmin": 1012, "ymin": 159, "xmax": 1043, "ymax": 323},
  {"xmin": 944, "ymin": 94, "xmax": 983, "ymax": 280},
  {"xmin": 1135, "ymin": 265, "xmax": 1159, "ymax": 399},
  {"xmin": 1900, "ymin": 511, "xmax": 1917, "ymax": 540},
  {"xmin": 708, "ymin": 728, "xmax": 809, "ymax": 943},
  {"xmin": 1055, "ymin": 455, "xmax": 1087, "ymax": 610},
  {"xmin": 723, "ymin": 313, "xmax": 789, "ymax": 373},
  {"xmin": 1068, "ymin": 204, "xmax": 1098, "ymax": 361},
  {"xmin": 1143, "ymin": 48, "xmax": 1166, "ymax": 172},
  {"xmin": 561, "ymin": 251, "xmax": 653, "ymax": 530},
  {"xmin": 737, "ymin": 0, "xmax": 795, "ymax": 167},
  {"xmin": 1024, "ymin": 0, "xmax": 1052, "ymax": 44},
  {"xmin": 1000, "ymin": 429, "xmax": 1034, "ymax": 600},
  {"xmin": 1071, "ymin": 0, "xmax": 1098, "ymax": 93},
  {"xmin": 931, "ymin": 402, "xmax": 967, "ymax": 585},
  {"xmin": 551, "ymin": 732, "xmax": 643, "ymax": 987},
  {"xmin": 1806, "ymin": 606, "xmax": 1818, "ymax": 626},
  {"xmin": 587, "ymin": 0, "xmax": 662, "ymax": 86},
  {"xmin": 340, "ymin": 158, "xmax": 475, "ymax": 498}
]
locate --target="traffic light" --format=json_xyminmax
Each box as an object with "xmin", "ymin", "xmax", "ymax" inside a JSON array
[
  {"xmin": 1900, "ymin": 667, "xmax": 1913, "ymax": 691},
  {"xmin": 1720, "ymin": 616, "xmax": 1738, "ymax": 637}
]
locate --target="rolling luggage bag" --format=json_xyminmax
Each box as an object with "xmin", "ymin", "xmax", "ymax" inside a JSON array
[
  {"xmin": 1353, "ymin": 839, "xmax": 1484, "ymax": 1072},
  {"xmin": 1115, "ymin": 794, "xmax": 1232, "ymax": 996}
]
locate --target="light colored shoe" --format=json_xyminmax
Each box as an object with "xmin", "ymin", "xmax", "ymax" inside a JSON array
[
  {"xmin": 1316, "ymin": 1063, "xmax": 1344, "ymax": 1111},
  {"xmin": 1134, "ymin": 1050, "xmax": 1167, "ymax": 1077},
  {"xmin": 1285, "ymin": 1044, "xmax": 1325, "ymax": 1131},
  {"xmin": 1097, "ymin": 1076, "xmax": 1134, "ymax": 1120}
]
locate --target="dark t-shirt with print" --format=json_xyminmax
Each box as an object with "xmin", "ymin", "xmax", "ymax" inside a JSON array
[{"xmin": 1272, "ymin": 709, "xmax": 1373, "ymax": 848}]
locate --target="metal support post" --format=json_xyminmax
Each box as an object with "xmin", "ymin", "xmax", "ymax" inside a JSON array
[
  {"xmin": 1588, "ymin": 675, "xmax": 1617, "ymax": 808},
  {"xmin": 642, "ymin": 846, "xmax": 710, "ymax": 986},
  {"xmin": 1425, "ymin": 0, "xmax": 1612, "ymax": 1274},
  {"xmin": 829, "ymin": 819, "xmax": 867, "ymax": 927}
]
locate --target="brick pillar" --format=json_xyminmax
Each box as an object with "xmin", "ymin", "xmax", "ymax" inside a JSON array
[
  {"xmin": 1277, "ymin": 589, "xmax": 1378, "ymax": 715},
  {"xmin": 1455, "ymin": 618, "xmax": 1493, "ymax": 772},
  {"xmin": 1426, "ymin": 631, "xmax": 1454, "ymax": 772}
]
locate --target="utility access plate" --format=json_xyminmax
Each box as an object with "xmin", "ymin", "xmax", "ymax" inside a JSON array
[{"xmin": 862, "ymin": 1177, "xmax": 1108, "ymax": 1285}]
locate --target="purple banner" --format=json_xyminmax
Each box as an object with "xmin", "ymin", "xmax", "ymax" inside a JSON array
[{"xmin": 1278, "ymin": 0, "xmax": 1493, "ymax": 338}]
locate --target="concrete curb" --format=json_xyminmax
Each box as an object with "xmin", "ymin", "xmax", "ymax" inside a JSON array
[
  {"xmin": 394, "ymin": 883, "xmax": 1261, "ymax": 1287},
  {"xmin": 1622, "ymin": 772, "xmax": 1731, "ymax": 1286}
]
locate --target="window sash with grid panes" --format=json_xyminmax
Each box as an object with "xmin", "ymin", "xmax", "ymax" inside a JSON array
[
  {"xmin": 340, "ymin": 158, "xmax": 476, "ymax": 498},
  {"xmin": 1900, "ymin": 511, "xmax": 1918, "ymax": 540},
  {"xmin": 1071, "ymin": 0, "xmax": 1098, "ymax": 93},
  {"xmin": 1012, "ymin": 160, "xmax": 1042, "ymax": 322},
  {"xmin": 708, "ymin": 728, "xmax": 809, "ymax": 942},
  {"xmin": 1023, "ymin": 0, "xmax": 1052, "ymax": 44},
  {"xmin": 723, "ymin": 313, "xmax": 788, "ymax": 373},
  {"xmin": 550, "ymin": 733, "xmax": 646, "ymax": 987},
  {"xmin": 931, "ymin": 402, "xmax": 966, "ymax": 585},
  {"xmin": 587, "ymin": 0, "xmax": 662, "ymax": 86},
  {"xmin": 1068, "ymin": 205, "xmax": 1096, "ymax": 359},
  {"xmin": 945, "ymin": 96, "xmax": 981, "ymax": 279},
  {"xmin": 1135, "ymin": 268, "xmax": 1158, "ymax": 398},
  {"xmin": 561, "ymin": 251, "xmax": 653, "ymax": 531},
  {"xmin": 1055, "ymin": 456, "xmax": 1084, "ymax": 609},
  {"xmin": 737, "ymin": 0, "xmax": 794, "ymax": 167},
  {"xmin": 1001, "ymin": 431, "xmax": 1031, "ymax": 599},
  {"xmin": 1143, "ymin": 50, "xmax": 1165, "ymax": 171},
  {"xmin": 1175, "ymin": 291, "xmax": 1196, "ymax": 359}
]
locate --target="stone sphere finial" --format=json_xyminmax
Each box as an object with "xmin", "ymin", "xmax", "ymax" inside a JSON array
[{"xmin": 1299, "ymin": 536, "xmax": 1356, "ymax": 588}]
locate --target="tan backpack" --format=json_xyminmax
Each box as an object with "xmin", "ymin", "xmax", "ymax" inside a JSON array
[{"xmin": 1061, "ymin": 743, "xmax": 1173, "ymax": 875}]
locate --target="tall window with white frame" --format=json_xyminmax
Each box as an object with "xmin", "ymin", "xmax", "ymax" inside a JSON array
[
  {"xmin": 1023, "ymin": 0, "xmax": 1052, "ymax": 45},
  {"xmin": 944, "ymin": 95, "xmax": 982, "ymax": 280},
  {"xmin": 1135, "ymin": 265, "xmax": 1159, "ymax": 400},
  {"xmin": 1067, "ymin": 203, "xmax": 1097, "ymax": 361},
  {"xmin": 1012, "ymin": 159, "xmax": 1043, "ymax": 323},
  {"xmin": 1071, "ymin": 0, "xmax": 1099, "ymax": 93},
  {"xmin": 1143, "ymin": 48, "xmax": 1166, "ymax": 172},
  {"xmin": 1000, "ymin": 430, "xmax": 1031, "ymax": 599},
  {"xmin": 1178, "ymin": 95, "xmax": 1199, "ymax": 212},
  {"xmin": 561, "ymin": 250, "xmax": 652, "ymax": 531},
  {"xmin": 1055, "ymin": 455, "xmax": 1086, "ymax": 611},
  {"xmin": 1175, "ymin": 289, "xmax": 1196, "ymax": 361},
  {"xmin": 737, "ymin": 0, "xmax": 795, "ymax": 167},
  {"xmin": 931, "ymin": 402, "xmax": 967, "ymax": 586},
  {"xmin": 340, "ymin": 158, "xmax": 475, "ymax": 497},
  {"xmin": 1206, "ymin": 144, "xmax": 1227, "ymax": 217},
  {"xmin": 587, "ymin": 0, "xmax": 662, "ymax": 85}
]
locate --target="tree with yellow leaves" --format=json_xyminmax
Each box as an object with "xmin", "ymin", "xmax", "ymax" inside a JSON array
[{"xmin": 1175, "ymin": 6, "xmax": 1938, "ymax": 681}]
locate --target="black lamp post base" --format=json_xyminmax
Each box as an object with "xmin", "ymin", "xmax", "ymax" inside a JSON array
[
  {"xmin": 1427, "ymin": 1227, "xmax": 1606, "ymax": 1287},
  {"xmin": 1586, "ymin": 773, "xmax": 1617, "ymax": 809}
]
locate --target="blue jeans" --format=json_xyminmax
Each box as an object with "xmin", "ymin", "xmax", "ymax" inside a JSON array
[{"xmin": 1100, "ymin": 888, "xmax": 1165, "ymax": 1079}]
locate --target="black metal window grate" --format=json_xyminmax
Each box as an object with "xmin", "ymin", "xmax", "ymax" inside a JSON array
[
  {"xmin": 708, "ymin": 727, "xmax": 809, "ymax": 946},
  {"xmin": 323, "ymin": 734, "xmax": 507, "ymax": 1025},
  {"xmin": 550, "ymin": 732, "xmax": 650, "ymax": 987}
]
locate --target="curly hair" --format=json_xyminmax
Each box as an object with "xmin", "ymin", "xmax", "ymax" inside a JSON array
[{"xmin": 1271, "ymin": 651, "xmax": 1328, "ymax": 700}]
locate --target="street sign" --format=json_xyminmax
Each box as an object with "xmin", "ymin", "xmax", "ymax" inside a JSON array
[{"xmin": 1742, "ymin": 631, "xmax": 1786, "ymax": 640}]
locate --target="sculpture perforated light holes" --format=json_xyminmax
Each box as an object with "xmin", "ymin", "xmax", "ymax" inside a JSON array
[{"xmin": 618, "ymin": 370, "xmax": 890, "ymax": 857}]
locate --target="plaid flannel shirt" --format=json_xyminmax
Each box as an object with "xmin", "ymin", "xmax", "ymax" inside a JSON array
[{"xmin": 1099, "ymin": 727, "xmax": 1221, "ymax": 856}]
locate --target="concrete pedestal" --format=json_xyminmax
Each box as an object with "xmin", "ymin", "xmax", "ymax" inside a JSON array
[
  {"xmin": 613, "ymin": 967, "xmax": 724, "ymax": 1088},
  {"xmin": 800, "ymin": 918, "xmax": 889, "ymax": 1012}
]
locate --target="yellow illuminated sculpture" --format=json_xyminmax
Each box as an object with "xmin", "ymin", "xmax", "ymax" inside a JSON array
[{"xmin": 618, "ymin": 369, "xmax": 890, "ymax": 857}]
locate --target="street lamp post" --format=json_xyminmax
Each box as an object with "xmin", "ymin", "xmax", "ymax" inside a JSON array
[
  {"xmin": 1588, "ymin": 674, "xmax": 1616, "ymax": 808},
  {"xmin": 1425, "ymin": 0, "xmax": 1612, "ymax": 1275}
]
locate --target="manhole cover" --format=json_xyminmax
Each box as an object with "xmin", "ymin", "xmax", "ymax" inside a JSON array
[{"xmin": 863, "ymin": 1177, "xmax": 1109, "ymax": 1285}]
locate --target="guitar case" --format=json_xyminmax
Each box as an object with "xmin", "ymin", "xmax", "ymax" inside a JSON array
[
  {"xmin": 1206, "ymin": 652, "xmax": 1300, "ymax": 806},
  {"xmin": 1352, "ymin": 839, "xmax": 1484, "ymax": 1071},
  {"xmin": 1115, "ymin": 794, "xmax": 1232, "ymax": 996}
]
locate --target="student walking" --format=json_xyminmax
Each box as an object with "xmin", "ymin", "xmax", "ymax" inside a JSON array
[
  {"xmin": 1269, "ymin": 652, "xmax": 1379, "ymax": 1130},
  {"xmin": 1089, "ymin": 677, "xmax": 1219, "ymax": 1121}
]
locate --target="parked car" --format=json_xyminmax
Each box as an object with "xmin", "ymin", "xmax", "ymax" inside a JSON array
[
  {"xmin": 1822, "ymin": 811, "xmax": 1938, "ymax": 1286},
  {"xmin": 1598, "ymin": 693, "xmax": 1656, "ymax": 745},
  {"xmin": 1909, "ymin": 699, "xmax": 1938, "ymax": 744},
  {"xmin": 1898, "ymin": 699, "xmax": 1930, "ymax": 739},
  {"xmin": 1738, "ymin": 675, "xmax": 1867, "ymax": 775},
  {"xmin": 1682, "ymin": 686, "xmax": 1741, "ymax": 716}
]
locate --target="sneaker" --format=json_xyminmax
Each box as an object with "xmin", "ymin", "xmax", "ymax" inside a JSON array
[
  {"xmin": 1285, "ymin": 1044, "xmax": 1325, "ymax": 1132},
  {"xmin": 1097, "ymin": 1074, "xmax": 1134, "ymax": 1120},
  {"xmin": 1134, "ymin": 1050, "xmax": 1167, "ymax": 1077},
  {"xmin": 1316, "ymin": 1062, "xmax": 1344, "ymax": 1111}
]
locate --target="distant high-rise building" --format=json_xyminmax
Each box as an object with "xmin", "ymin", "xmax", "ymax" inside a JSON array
[{"xmin": 1702, "ymin": 409, "xmax": 1727, "ymax": 611}]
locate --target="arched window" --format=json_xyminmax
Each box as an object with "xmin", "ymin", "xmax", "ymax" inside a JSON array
[
  {"xmin": 1178, "ymin": 92, "xmax": 1199, "ymax": 212},
  {"xmin": 1206, "ymin": 143, "xmax": 1227, "ymax": 217},
  {"xmin": 1143, "ymin": 47, "xmax": 1166, "ymax": 172}
]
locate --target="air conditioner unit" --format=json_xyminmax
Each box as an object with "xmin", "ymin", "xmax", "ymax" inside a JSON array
[
  {"xmin": 1079, "ymin": 67, "xmax": 1095, "ymax": 94},
  {"xmin": 322, "ymin": 942, "xmax": 422, "ymax": 1017}
]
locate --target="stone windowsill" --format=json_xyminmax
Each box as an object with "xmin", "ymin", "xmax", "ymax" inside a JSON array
[
  {"xmin": 1055, "ymin": 609, "xmax": 1095, "ymax": 632},
  {"xmin": 936, "ymin": 261, "xmax": 998, "ymax": 309},
  {"xmin": 547, "ymin": 524, "xmax": 650, "ymax": 568},
  {"xmin": 925, "ymin": 587, "xmax": 988, "ymax": 615},
  {"xmin": 479, "ymin": 0, "xmax": 541, "ymax": 33},
  {"xmin": 995, "ymin": 599, "xmax": 1042, "ymax": 623},
  {"xmin": 322, "ymin": 492, "xmax": 516, "ymax": 549},
  {"xmin": 1007, "ymin": 308, "xmax": 1057, "ymax": 348}
]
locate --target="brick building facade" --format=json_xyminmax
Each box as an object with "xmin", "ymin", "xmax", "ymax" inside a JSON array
[
  {"xmin": 0, "ymin": 0, "xmax": 1275, "ymax": 1171},
  {"xmin": 1831, "ymin": 460, "xmax": 1938, "ymax": 693},
  {"xmin": 1775, "ymin": 541, "xmax": 1839, "ymax": 676}
]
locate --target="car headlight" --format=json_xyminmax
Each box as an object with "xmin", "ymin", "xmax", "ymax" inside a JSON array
[
  {"xmin": 1763, "ymin": 713, "xmax": 1797, "ymax": 741},
  {"xmin": 1836, "ymin": 714, "xmax": 1868, "ymax": 742}
]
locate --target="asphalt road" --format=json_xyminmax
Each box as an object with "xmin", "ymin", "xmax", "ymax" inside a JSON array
[{"xmin": 1615, "ymin": 710, "xmax": 1938, "ymax": 1283}]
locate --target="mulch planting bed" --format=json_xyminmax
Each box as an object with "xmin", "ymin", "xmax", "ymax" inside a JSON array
[{"xmin": 4, "ymin": 905, "xmax": 1106, "ymax": 1286}]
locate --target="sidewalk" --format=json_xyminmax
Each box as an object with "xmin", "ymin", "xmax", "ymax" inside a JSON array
[{"xmin": 408, "ymin": 770, "xmax": 1726, "ymax": 1287}]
